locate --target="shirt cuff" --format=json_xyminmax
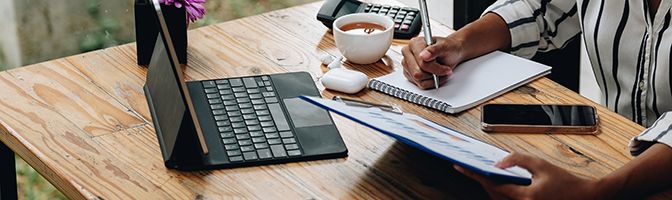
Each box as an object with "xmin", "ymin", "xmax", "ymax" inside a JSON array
[
  {"xmin": 483, "ymin": 1, "xmax": 541, "ymax": 59},
  {"xmin": 630, "ymin": 112, "xmax": 672, "ymax": 156}
]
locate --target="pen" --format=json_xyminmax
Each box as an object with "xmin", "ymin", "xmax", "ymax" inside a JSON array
[{"xmin": 418, "ymin": 0, "xmax": 439, "ymax": 90}]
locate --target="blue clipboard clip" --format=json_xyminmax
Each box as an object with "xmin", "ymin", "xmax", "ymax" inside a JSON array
[{"xmin": 332, "ymin": 96, "xmax": 404, "ymax": 115}]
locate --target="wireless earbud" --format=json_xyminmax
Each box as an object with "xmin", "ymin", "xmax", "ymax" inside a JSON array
[
  {"xmin": 320, "ymin": 54, "xmax": 343, "ymax": 69},
  {"xmin": 320, "ymin": 54, "xmax": 335, "ymax": 65},
  {"xmin": 327, "ymin": 56, "xmax": 343, "ymax": 69}
]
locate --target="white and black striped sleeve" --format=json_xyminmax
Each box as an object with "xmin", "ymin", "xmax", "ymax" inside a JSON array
[
  {"xmin": 630, "ymin": 112, "xmax": 672, "ymax": 156},
  {"xmin": 483, "ymin": 0, "xmax": 581, "ymax": 59}
]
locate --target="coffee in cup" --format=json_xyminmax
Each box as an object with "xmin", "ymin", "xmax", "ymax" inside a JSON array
[
  {"xmin": 339, "ymin": 22, "xmax": 387, "ymax": 35},
  {"xmin": 333, "ymin": 13, "xmax": 394, "ymax": 64}
]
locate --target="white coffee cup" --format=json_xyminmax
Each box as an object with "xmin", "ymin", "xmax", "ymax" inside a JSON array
[{"xmin": 333, "ymin": 13, "xmax": 394, "ymax": 64}]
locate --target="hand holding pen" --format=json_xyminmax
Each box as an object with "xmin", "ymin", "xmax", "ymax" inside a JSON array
[{"xmin": 400, "ymin": 0, "xmax": 464, "ymax": 90}]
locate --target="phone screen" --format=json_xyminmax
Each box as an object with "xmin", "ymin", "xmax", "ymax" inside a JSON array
[{"xmin": 482, "ymin": 104, "xmax": 597, "ymax": 126}]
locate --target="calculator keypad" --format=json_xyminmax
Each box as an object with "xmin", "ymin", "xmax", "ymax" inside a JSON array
[{"xmin": 363, "ymin": 3, "xmax": 419, "ymax": 31}]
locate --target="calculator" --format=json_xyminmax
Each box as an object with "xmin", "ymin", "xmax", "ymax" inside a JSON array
[{"xmin": 317, "ymin": 0, "xmax": 422, "ymax": 39}]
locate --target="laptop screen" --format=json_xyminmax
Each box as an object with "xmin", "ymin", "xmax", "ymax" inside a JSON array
[{"xmin": 145, "ymin": 0, "xmax": 208, "ymax": 156}]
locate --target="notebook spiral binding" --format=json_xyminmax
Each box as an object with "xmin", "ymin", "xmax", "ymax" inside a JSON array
[{"xmin": 368, "ymin": 80, "xmax": 452, "ymax": 113}]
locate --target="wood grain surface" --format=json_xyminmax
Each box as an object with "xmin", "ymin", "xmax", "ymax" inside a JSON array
[{"xmin": 0, "ymin": 0, "xmax": 669, "ymax": 199}]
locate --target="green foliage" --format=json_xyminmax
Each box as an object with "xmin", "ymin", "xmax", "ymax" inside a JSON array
[
  {"xmin": 77, "ymin": 0, "xmax": 315, "ymax": 52},
  {"xmin": 194, "ymin": 0, "xmax": 316, "ymax": 27},
  {"xmin": 16, "ymin": 156, "xmax": 67, "ymax": 200},
  {"xmin": 78, "ymin": 0, "xmax": 126, "ymax": 52}
]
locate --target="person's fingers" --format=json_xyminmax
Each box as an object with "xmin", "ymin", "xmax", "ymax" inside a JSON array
[
  {"xmin": 416, "ymin": 80, "xmax": 435, "ymax": 90},
  {"xmin": 409, "ymin": 37, "xmax": 435, "ymax": 71},
  {"xmin": 422, "ymin": 63, "xmax": 454, "ymax": 77},
  {"xmin": 401, "ymin": 46, "xmax": 415, "ymax": 76},
  {"xmin": 409, "ymin": 37, "xmax": 429, "ymax": 56},
  {"xmin": 402, "ymin": 45, "xmax": 433, "ymax": 81},
  {"xmin": 438, "ymin": 75, "xmax": 449, "ymax": 85},
  {"xmin": 419, "ymin": 37, "xmax": 452, "ymax": 61},
  {"xmin": 415, "ymin": 75, "xmax": 449, "ymax": 89},
  {"xmin": 402, "ymin": 54, "xmax": 428, "ymax": 88},
  {"xmin": 418, "ymin": 50, "xmax": 432, "ymax": 61},
  {"xmin": 403, "ymin": 66, "xmax": 437, "ymax": 90},
  {"xmin": 402, "ymin": 53, "xmax": 409, "ymax": 73},
  {"xmin": 401, "ymin": 45, "xmax": 412, "ymax": 59},
  {"xmin": 404, "ymin": 37, "xmax": 452, "ymax": 76},
  {"xmin": 409, "ymin": 37, "xmax": 455, "ymax": 77},
  {"xmin": 416, "ymin": 79, "xmax": 436, "ymax": 90},
  {"xmin": 495, "ymin": 153, "xmax": 545, "ymax": 174},
  {"xmin": 413, "ymin": 70, "xmax": 435, "ymax": 81},
  {"xmin": 403, "ymin": 68, "xmax": 422, "ymax": 87}
]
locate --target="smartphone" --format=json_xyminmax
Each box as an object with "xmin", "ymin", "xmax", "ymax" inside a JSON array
[{"xmin": 481, "ymin": 104, "xmax": 599, "ymax": 134}]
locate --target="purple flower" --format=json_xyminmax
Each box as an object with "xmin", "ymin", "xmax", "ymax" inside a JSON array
[{"xmin": 160, "ymin": 0, "xmax": 206, "ymax": 22}]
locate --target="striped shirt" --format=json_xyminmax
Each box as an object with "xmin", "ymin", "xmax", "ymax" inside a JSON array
[{"xmin": 484, "ymin": 0, "xmax": 672, "ymax": 155}]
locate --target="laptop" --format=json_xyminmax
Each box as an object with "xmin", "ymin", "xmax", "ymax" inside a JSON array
[{"xmin": 143, "ymin": 0, "xmax": 348, "ymax": 170}]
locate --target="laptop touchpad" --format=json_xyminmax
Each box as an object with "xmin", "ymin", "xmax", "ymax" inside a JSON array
[{"xmin": 284, "ymin": 98, "xmax": 333, "ymax": 128}]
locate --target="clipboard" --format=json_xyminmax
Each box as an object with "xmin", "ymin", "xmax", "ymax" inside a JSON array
[{"xmin": 300, "ymin": 96, "xmax": 533, "ymax": 185}]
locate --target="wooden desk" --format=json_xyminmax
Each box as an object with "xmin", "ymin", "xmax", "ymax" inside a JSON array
[{"xmin": 0, "ymin": 0, "xmax": 667, "ymax": 199}]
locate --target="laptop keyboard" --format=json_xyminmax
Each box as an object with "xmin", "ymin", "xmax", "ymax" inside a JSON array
[{"xmin": 202, "ymin": 76, "xmax": 302, "ymax": 162}]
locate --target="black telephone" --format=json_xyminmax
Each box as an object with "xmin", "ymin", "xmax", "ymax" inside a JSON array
[{"xmin": 317, "ymin": 0, "xmax": 422, "ymax": 39}]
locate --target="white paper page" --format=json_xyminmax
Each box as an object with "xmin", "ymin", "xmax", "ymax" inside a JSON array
[
  {"xmin": 375, "ymin": 51, "xmax": 551, "ymax": 109},
  {"xmin": 303, "ymin": 96, "xmax": 532, "ymax": 180}
]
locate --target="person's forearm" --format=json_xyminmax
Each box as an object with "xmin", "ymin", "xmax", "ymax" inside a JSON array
[
  {"xmin": 448, "ymin": 13, "xmax": 511, "ymax": 61},
  {"xmin": 596, "ymin": 143, "xmax": 672, "ymax": 199}
]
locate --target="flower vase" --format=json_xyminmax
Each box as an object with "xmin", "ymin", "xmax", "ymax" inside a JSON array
[{"xmin": 135, "ymin": 0, "xmax": 188, "ymax": 65}]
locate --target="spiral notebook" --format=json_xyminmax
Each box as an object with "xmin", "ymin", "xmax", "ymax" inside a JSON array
[{"xmin": 369, "ymin": 51, "xmax": 552, "ymax": 114}]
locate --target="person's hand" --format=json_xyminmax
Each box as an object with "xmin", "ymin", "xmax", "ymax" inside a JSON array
[
  {"xmin": 401, "ymin": 36, "xmax": 465, "ymax": 89},
  {"xmin": 454, "ymin": 153, "xmax": 602, "ymax": 200}
]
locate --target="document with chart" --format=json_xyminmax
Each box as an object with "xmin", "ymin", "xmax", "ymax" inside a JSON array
[{"xmin": 300, "ymin": 96, "xmax": 532, "ymax": 185}]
